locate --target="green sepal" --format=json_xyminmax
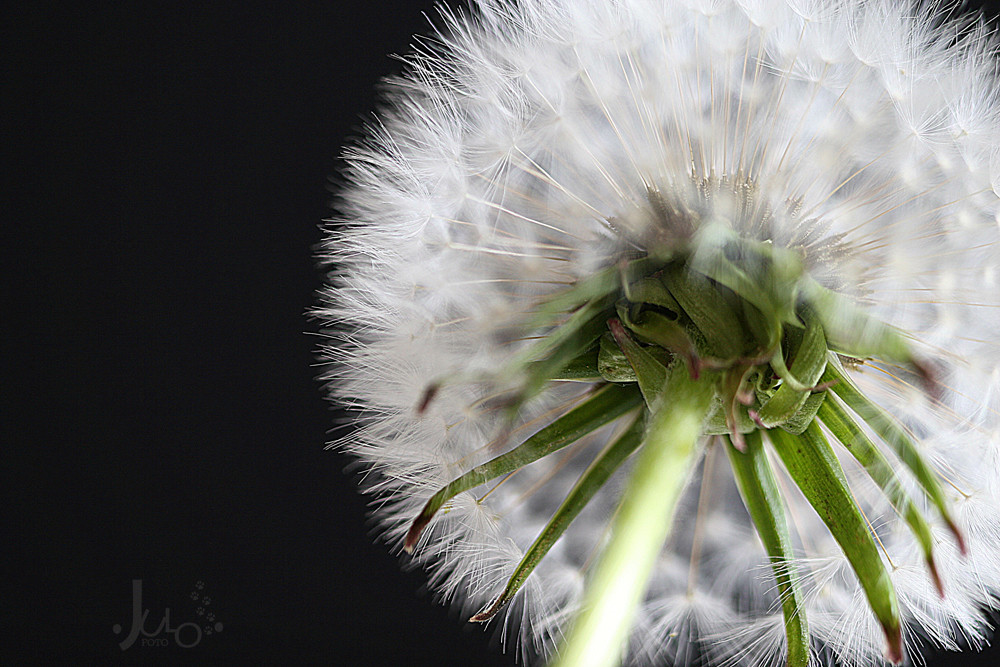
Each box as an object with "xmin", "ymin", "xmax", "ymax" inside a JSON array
[
  {"xmin": 823, "ymin": 361, "xmax": 966, "ymax": 553},
  {"xmin": 511, "ymin": 299, "xmax": 612, "ymax": 407},
  {"xmin": 508, "ymin": 257, "xmax": 674, "ymax": 407},
  {"xmin": 715, "ymin": 363, "xmax": 757, "ymax": 449},
  {"xmin": 691, "ymin": 235, "xmax": 803, "ymax": 328},
  {"xmin": 756, "ymin": 310, "xmax": 828, "ymax": 428},
  {"xmin": 618, "ymin": 307, "xmax": 702, "ymax": 378},
  {"xmin": 799, "ymin": 277, "xmax": 913, "ymax": 365},
  {"xmin": 768, "ymin": 424, "xmax": 903, "ymax": 664},
  {"xmin": 545, "ymin": 342, "xmax": 603, "ymax": 382},
  {"xmin": 663, "ymin": 263, "xmax": 746, "ymax": 360},
  {"xmin": 725, "ymin": 431, "xmax": 810, "ymax": 667},
  {"xmin": 607, "ymin": 318, "xmax": 668, "ymax": 407},
  {"xmin": 817, "ymin": 395, "xmax": 945, "ymax": 596},
  {"xmin": 525, "ymin": 258, "xmax": 652, "ymax": 327},
  {"xmin": 597, "ymin": 332, "xmax": 670, "ymax": 384},
  {"xmin": 741, "ymin": 299, "xmax": 783, "ymax": 360},
  {"xmin": 403, "ymin": 382, "xmax": 644, "ymax": 553},
  {"xmin": 704, "ymin": 395, "xmax": 757, "ymax": 435},
  {"xmin": 781, "ymin": 391, "xmax": 827, "ymax": 435},
  {"xmin": 470, "ymin": 414, "xmax": 646, "ymax": 622},
  {"xmin": 414, "ymin": 301, "xmax": 608, "ymax": 414},
  {"xmin": 624, "ymin": 275, "xmax": 681, "ymax": 314}
]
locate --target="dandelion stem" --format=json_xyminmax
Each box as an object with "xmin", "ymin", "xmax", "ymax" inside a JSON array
[{"xmin": 550, "ymin": 364, "xmax": 713, "ymax": 667}]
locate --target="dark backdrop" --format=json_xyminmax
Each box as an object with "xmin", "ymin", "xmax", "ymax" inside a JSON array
[{"xmin": 6, "ymin": 1, "xmax": 1000, "ymax": 665}]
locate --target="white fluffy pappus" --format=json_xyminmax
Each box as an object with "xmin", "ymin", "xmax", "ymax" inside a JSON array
[{"xmin": 316, "ymin": 0, "xmax": 1000, "ymax": 665}]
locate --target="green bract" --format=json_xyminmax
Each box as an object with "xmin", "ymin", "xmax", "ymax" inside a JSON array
[{"xmin": 406, "ymin": 236, "xmax": 963, "ymax": 667}]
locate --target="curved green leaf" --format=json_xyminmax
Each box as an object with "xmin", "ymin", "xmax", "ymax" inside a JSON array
[
  {"xmin": 799, "ymin": 278, "xmax": 913, "ymax": 365},
  {"xmin": 619, "ymin": 309, "xmax": 702, "ymax": 378},
  {"xmin": 470, "ymin": 415, "xmax": 646, "ymax": 622},
  {"xmin": 692, "ymin": 238, "xmax": 802, "ymax": 328},
  {"xmin": 768, "ymin": 424, "xmax": 902, "ymax": 664},
  {"xmin": 817, "ymin": 395, "xmax": 944, "ymax": 596},
  {"xmin": 624, "ymin": 275, "xmax": 681, "ymax": 313},
  {"xmin": 823, "ymin": 361, "xmax": 965, "ymax": 553},
  {"xmin": 404, "ymin": 383, "xmax": 643, "ymax": 552},
  {"xmin": 726, "ymin": 430, "xmax": 810, "ymax": 667}
]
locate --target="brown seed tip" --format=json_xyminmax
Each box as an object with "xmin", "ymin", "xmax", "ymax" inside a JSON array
[
  {"xmin": 927, "ymin": 556, "xmax": 945, "ymax": 599},
  {"xmin": 686, "ymin": 353, "xmax": 701, "ymax": 380},
  {"xmin": 607, "ymin": 317, "xmax": 627, "ymax": 341},
  {"xmin": 728, "ymin": 429, "xmax": 748, "ymax": 452},
  {"xmin": 810, "ymin": 379, "xmax": 838, "ymax": 393},
  {"xmin": 469, "ymin": 596, "xmax": 506, "ymax": 623},
  {"xmin": 912, "ymin": 358, "xmax": 942, "ymax": 403},
  {"xmin": 416, "ymin": 383, "xmax": 440, "ymax": 415},
  {"xmin": 883, "ymin": 625, "xmax": 903, "ymax": 665},
  {"xmin": 947, "ymin": 519, "xmax": 968, "ymax": 556},
  {"xmin": 403, "ymin": 515, "xmax": 431, "ymax": 554}
]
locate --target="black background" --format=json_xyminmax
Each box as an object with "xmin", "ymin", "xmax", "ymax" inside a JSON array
[{"xmin": 5, "ymin": 1, "xmax": 1000, "ymax": 665}]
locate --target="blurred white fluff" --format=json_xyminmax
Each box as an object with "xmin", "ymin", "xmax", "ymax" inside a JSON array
[{"xmin": 316, "ymin": 0, "xmax": 1000, "ymax": 664}]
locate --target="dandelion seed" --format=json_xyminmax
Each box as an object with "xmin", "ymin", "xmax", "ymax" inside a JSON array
[{"xmin": 316, "ymin": 1, "xmax": 1000, "ymax": 665}]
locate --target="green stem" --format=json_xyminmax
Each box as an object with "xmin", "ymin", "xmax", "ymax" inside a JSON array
[{"xmin": 550, "ymin": 365, "xmax": 714, "ymax": 667}]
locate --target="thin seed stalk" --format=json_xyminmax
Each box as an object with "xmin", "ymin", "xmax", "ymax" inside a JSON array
[{"xmin": 551, "ymin": 364, "xmax": 715, "ymax": 667}]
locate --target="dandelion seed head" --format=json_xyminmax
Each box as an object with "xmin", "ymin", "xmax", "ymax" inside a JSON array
[{"xmin": 318, "ymin": 0, "xmax": 1000, "ymax": 664}]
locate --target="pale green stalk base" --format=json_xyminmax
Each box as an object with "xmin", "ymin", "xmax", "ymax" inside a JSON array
[{"xmin": 550, "ymin": 367, "xmax": 714, "ymax": 667}]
